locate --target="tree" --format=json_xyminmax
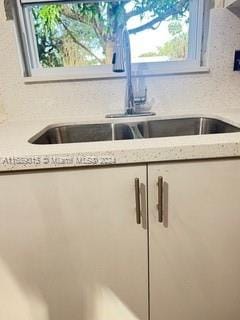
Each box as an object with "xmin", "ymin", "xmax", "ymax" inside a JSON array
[
  {"xmin": 32, "ymin": 6, "xmax": 63, "ymax": 67},
  {"xmin": 32, "ymin": 0, "xmax": 189, "ymax": 67},
  {"xmin": 140, "ymin": 21, "xmax": 188, "ymax": 60},
  {"xmin": 158, "ymin": 31, "xmax": 188, "ymax": 60}
]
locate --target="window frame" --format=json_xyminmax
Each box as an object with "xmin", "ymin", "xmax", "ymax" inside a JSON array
[{"xmin": 14, "ymin": 0, "xmax": 208, "ymax": 82}]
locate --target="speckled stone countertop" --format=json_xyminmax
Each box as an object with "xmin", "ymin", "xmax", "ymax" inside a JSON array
[{"xmin": 0, "ymin": 111, "xmax": 240, "ymax": 172}]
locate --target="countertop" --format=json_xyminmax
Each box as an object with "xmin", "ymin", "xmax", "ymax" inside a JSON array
[{"xmin": 1, "ymin": 111, "xmax": 240, "ymax": 172}]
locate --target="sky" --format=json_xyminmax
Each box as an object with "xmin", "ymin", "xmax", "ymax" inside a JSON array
[
  {"xmin": 129, "ymin": 21, "xmax": 174, "ymax": 58},
  {"xmin": 127, "ymin": 10, "xmax": 189, "ymax": 60}
]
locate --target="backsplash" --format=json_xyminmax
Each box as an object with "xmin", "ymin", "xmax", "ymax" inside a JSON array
[
  {"xmin": 0, "ymin": 4, "xmax": 240, "ymax": 122},
  {"xmin": 0, "ymin": 87, "xmax": 7, "ymax": 122}
]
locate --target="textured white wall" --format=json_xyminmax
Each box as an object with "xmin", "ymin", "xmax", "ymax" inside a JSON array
[{"xmin": 0, "ymin": 4, "xmax": 240, "ymax": 121}]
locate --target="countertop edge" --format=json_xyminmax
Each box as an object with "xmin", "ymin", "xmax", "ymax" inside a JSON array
[
  {"xmin": 1, "ymin": 139, "xmax": 240, "ymax": 172},
  {"xmin": 1, "ymin": 112, "xmax": 240, "ymax": 173}
]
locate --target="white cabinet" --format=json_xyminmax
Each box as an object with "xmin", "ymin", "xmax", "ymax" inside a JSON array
[
  {"xmin": 148, "ymin": 159, "xmax": 240, "ymax": 320},
  {"xmin": 1, "ymin": 159, "xmax": 240, "ymax": 320},
  {"xmin": 0, "ymin": 166, "xmax": 148, "ymax": 320}
]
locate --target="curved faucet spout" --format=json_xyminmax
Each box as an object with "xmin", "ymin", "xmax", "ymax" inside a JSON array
[{"xmin": 112, "ymin": 26, "xmax": 135, "ymax": 114}]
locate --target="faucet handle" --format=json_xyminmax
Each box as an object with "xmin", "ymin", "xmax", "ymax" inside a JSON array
[{"xmin": 134, "ymin": 88, "xmax": 147, "ymax": 106}]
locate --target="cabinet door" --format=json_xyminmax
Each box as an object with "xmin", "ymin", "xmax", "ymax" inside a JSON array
[
  {"xmin": 148, "ymin": 159, "xmax": 240, "ymax": 320},
  {"xmin": 0, "ymin": 165, "xmax": 148, "ymax": 320}
]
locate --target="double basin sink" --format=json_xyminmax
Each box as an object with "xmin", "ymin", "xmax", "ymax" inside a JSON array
[{"xmin": 30, "ymin": 117, "xmax": 240, "ymax": 145}]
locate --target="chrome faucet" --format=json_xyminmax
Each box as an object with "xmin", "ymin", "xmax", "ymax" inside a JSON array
[
  {"xmin": 106, "ymin": 24, "xmax": 155, "ymax": 118},
  {"xmin": 113, "ymin": 25, "xmax": 135, "ymax": 114}
]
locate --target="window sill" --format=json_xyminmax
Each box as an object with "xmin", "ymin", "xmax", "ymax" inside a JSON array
[{"xmin": 24, "ymin": 65, "xmax": 210, "ymax": 84}]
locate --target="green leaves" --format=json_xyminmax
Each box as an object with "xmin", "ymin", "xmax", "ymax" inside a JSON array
[
  {"xmin": 38, "ymin": 4, "xmax": 62, "ymax": 33},
  {"xmin": 168, "ymin": 21, "xmax": 183, "ymax": 36}
]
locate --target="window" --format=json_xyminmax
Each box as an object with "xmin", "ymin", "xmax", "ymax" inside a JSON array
[{"xmin": 14, "ymin": 0, "xmax": 206, "ymax": 80}]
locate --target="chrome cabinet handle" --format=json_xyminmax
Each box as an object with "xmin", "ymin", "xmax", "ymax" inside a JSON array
[
  {"xmin": 140, "ymin": 182, "xmax": 147, "ymax": 230},
  {"xmin": 157, "ymin": 176, "xmax": 163, "ymax": 223},
  {"xmin": 135, "ymin": 178, "xmax": 141, "ymax": 224}
]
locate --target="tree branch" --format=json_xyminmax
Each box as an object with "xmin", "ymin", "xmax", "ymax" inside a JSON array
[
  {"xmin": 129, "ymin": 16, "xmax": 163, "ymax": 34},
  {"xmin": 61, "ymin": 6, "xmax": 107, "ymax": 47},
  {"xmin": 61, "ymin": 7, "xmax": 86, "ymax": 24},
  {"xmin": 127, "ymin": 0, "xmax": 188, "ymax": 20},
  {"xmin": 128, "ymin": 0, "xmax": 189, "ymax": 35},
  {"xmin": 60, "ymin": 19, "xmax": 103, "ymax": 64}
]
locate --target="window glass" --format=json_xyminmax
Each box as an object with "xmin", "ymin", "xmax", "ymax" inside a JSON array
[{"xmin": 25, "ymin": 0, "xmax": 190, "ymax": 68}]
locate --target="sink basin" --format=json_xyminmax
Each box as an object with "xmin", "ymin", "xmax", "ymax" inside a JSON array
[
  {"xmin": 31, "ymin": 123, "xmax": 114, "ymax": 144},
  {"xmin": 29, "ymin": 117, "xmax": 240, "ymax": 145},
  {"xmin": 134, "ymin": 117, "xmax": 240, "ymax": 138},
  {"xmin": 113, "ymin": 117, "xmax": 240, "ymax": 140}
]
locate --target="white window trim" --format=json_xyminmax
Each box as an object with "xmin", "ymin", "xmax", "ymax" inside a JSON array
[{"xmin": 14, "ymin": 0, "xmax": 209, "ymax": 83}]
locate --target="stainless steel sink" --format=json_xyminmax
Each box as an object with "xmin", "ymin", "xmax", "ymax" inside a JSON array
[
  {"xmin": 131, "ymin": 117, "xmax": 240, "ymax": 139},
  {"xmin": 29, "ymin": 117, "xmax": 240, "ymax": 145},
  {"xmin": 30, "ymin": 123, "xmax": 114, "ymax": 144}
]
